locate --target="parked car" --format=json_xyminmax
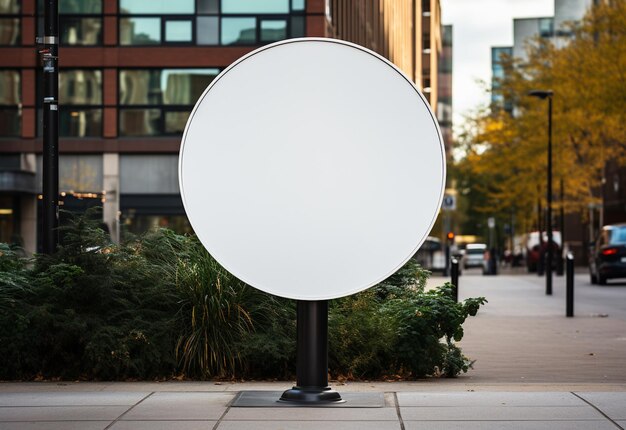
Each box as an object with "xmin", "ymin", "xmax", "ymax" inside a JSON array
[
  {"xmin": 525, "ymin": 231, "xmax": 562, "ymax": 272},
  {"xmin": 589, "ymin": 224, "xmax": 626, "ymax": 285},
  {"xmin": 464, "ymin": 243, "xmax": 487, "ymax": 269}
]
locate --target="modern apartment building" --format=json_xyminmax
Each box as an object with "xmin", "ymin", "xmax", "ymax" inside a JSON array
[
  {"xmin": 1, "ymin": 0, "xmax": 444, "ymax": 253},
  {"xmin": 491, "ymin": 0, "xmax": 592, "ymax": 108}
]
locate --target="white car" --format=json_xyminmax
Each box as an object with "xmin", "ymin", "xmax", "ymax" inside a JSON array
[{"xmin": 464, "ymin": 243, "xmax": 487, "ymax": 269}]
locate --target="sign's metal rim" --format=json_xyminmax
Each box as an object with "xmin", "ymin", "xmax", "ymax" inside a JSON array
[{"xmin": 179, "ymin": 37, "xmax": 446, "ymax": 300}]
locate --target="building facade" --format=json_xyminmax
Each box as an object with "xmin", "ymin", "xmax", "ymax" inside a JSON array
[{"xmin": 1, "ymin": 0, "xmax": 444, "ymax": 253}]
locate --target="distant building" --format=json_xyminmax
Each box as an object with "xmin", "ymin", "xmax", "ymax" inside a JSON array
[
  {"xmin": 0, "ymin": 0, "xmax": 446, "ymax": 253},
  {"xmin": 438, "ymin": 24, "xmax": 452, "ymax": 157}
]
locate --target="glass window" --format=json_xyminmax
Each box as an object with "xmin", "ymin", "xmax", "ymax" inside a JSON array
[
  {"xmin": 0, "ymin": 109, "xmax": 20, "ymax": 137},
  {"xmin": 197, "ymin": 0, "xmax": 219, "ymax": 14},
  {"xmin": 291, "ymin": 0, "xmax": 305, "ymax": 11},
  {"xmin": 59, "ymin": 70, "xmax": 102, "ymax": 105},
  {"xmin": 161, "ymin": 69, "xmax": 218, "ymax": 104},
  {"xmin": 165, "ymin": 20, "xmax": 192, "ymax": 42},
  {"xmin": 59, "ymin": 0, "xmax": 102, "ymax": 14},
  {"xmin": 0, "ymin": 0, "xmax": 20, "ymax": 14},
  {"xmin": 221, "ymin": 17, "xmax": 256, "ymax": 45},
  {"xmin": 59, "ymin": 108, "xmax": 102, "ymax": 137},
  {"xmin": 0, "ymin": 18, "xmax": 19, "ymax": 45},
  {"xmin": 119, "ymin": 69, "xmax": 218, "ymax": 106},
  {"xmin": 60, "ymin": 17, "xmax": 102, "ymax": 45},
  {"xmin": 0, "ymin": 70, "xmax": 20, "ymax": 104},
  {"xmin": 119, "ymin": 108, "xmax": 161, "ymax": 136},
  {"xmin": 119, "ymin": 0, "xmax": 194, "ymax": 14},
  {"xmin": 197, "ymin": 16, "xmax": 218, "ymax": 45},
  {"xmin": 164, "ymin": 111, "xmax": 190, "ymax": 134},
  {"xmin": 260, "ymin": 19, "xmax": 286, "ymax": 42},
  {"xmin": 119, "ymin": 17, "xmax": 161, "ymax": 45},
  {"xmin": 539, "ymin": 18, "xmax": 554, "ymax": 38},
  {"xmin": 119, "ymin": 70, "xmax": 161, "ymax": 105},
  {"xmin": 291, "ymin": 16, "xmax": 304, "ymax": 38},
  {"xmin": 221, "ymin": 0, "xmax": 288, "ymax": 14},
  {"xmin": 58, "ymin": 155, "xmax": 103, "ymax": 191}
]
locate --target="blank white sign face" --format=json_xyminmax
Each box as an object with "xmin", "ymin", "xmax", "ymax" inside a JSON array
[{"xmin": 180, "ymin": 38, "xmax": 445, "ymax": 300}]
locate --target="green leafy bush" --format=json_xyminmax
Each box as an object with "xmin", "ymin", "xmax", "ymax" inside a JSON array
[{"xmin": 0, "ymin": 212, "xmax": 485, "ymax": 380}]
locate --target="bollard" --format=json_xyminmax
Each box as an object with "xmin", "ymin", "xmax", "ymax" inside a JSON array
[
  {"xmin": 451, "ymin": 257, "xmax": 459, "ymax": 302},
  {"xmin": 566, "ymin": 252, "xmax": 574, "ymax": 317}
]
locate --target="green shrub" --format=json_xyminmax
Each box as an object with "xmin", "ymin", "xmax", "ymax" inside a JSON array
[{"xmin": 0, "ymin": 212, "xmax": 485, "ymax": 381}]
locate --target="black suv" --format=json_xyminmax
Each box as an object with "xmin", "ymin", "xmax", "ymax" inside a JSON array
[{"xmin": 589, "ymin": 224, "xmax": 626, "ymax": 285}]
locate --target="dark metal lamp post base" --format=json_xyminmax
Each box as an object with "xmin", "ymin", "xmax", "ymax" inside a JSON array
[{"xmin": 279, "ymin": 386, "xmax": 344, "ymax": 404}]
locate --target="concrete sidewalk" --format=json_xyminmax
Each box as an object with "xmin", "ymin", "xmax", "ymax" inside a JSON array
[
  {"xmin": 0, "ymin": 384, "xmax": 625, "ymax": 429},
  {"xmin": 2, "ymin": 271, "xmax": 625, "ymax": 429}
]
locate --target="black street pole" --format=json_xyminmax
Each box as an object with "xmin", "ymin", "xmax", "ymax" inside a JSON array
[
  {"xmin": 528, "ymin": 90, "xmax": 553, "ymax": 295},
  {"xmin": 41, "ymin": 0, "xmax": 59, "ymax": 254},
  {"xmin": 280, "ymin": 301, "xmax": 343, "ymax": 404},
  {"xmin": 546, "ymin": 95, "xmax": 553, "ymax": 295}
]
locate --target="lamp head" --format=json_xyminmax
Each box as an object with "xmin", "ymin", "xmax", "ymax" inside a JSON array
[{"xmin": 527, "ymin": 89, "xmax": 553, "ymax": 99}]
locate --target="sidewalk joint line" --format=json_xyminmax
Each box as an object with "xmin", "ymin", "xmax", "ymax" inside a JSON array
[
  {"xmin": 393, "ymin": 392, "xmax": 405, "ymax": 430},
  {"xmin": 212, "ymin": 393, "xmax": 233, "ymax": 430},
  {"xmin": 571, "ymin": 392, "xmax": 624, "ymax": 430},
  {"xmin": 103, "ymin": 391, "xmax": 155, "ymax": 430}
]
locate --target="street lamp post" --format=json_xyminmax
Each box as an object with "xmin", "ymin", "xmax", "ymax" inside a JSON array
[{"xmin": 528, "ymin": 89, "xmax": 553, "ymax": 295}]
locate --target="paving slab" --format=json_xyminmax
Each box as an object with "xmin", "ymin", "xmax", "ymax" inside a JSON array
[
  {"xmin": 575, "ymin": 392, "xmax": 626, "ymax": 420},
  {"xmin": 223, "ymin": 406, "xmax": 399, "ymax": 421},
  {"xmin": 0, "ymin": 406, "xmax": 129, "ymax": 422},
  {"xmin": 217, "ymin": 421, "xmax": 401, "ymax": 430},
  {"xmin": 121, "ymin": 392, "xmax": 233, "ymax": 421},
  {"xmin": 397, "ymin": 392, "xmax": 585, "ymax": 407},
  {"xmin": 0, "ymin": 422, "xmax": 109, "ymax": 430},
  {"xmin": 109, "ymin": 421, "xmax": 217, "ymax": 429},
  {"xmin": 0, "ymin": 392, "xmax": 149, "ymax": 407},
  {"xmin": 404, "ymin": 421, "xmax": 617, "ymax": 430},
  {"xmin": 399, "ymin": 405, "xmax": 603, "ymax": 421}
]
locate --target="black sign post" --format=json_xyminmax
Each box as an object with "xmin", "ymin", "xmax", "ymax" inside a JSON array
[{"xmin": 280, "ymin": 301, "xmax": 343, "ymax": 404}]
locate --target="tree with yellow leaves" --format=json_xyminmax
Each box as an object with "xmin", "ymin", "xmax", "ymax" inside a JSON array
[{"xmin": 457, "ymin": 1, "xmax": 625, "ymax": 237}]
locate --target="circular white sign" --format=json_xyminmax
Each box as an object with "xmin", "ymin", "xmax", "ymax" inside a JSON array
[{"xmin": 180, "ymin": 38, "xmax": 445, "ymax": 300}]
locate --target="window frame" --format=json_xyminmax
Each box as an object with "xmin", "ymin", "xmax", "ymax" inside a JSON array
[{"xmin": 117, "ymin": 0, "xmax": 306, "ymax": 47}]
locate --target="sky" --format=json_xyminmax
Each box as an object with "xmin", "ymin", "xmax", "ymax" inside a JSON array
[{"xmin": 440, "ymin": 0, "xmax": 554, "ymax": 131}]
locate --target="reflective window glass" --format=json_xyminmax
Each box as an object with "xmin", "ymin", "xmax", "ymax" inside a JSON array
[
  {"xmin": 60, "ymin": 17, "xmax": 102, "ymax": 45},
  {"xmin": 197, "ymin": 0, "xmax": 219, "ymax": 14},
  {"xmin": 260, "ymin": 19, "xmax": 286, "ymax": 42},
  {"xmin": 119, "ymin": 18, "xmax": 161, "ymax": 45},
  {"xmin": 221, "ymin": 17, "xmax": 256, "ymax": 45},
  {"xmin": 161, "ymin": 69, "xmax": 219, "ymax": 104},
  {"xmin": 291, "ymin": 16, "xmax": 305, "ymax": 38},
  {"xmin": 119, "ymin": 109, "xmax": 161, "ymax": 136},
  {"xmin": 119, "ymin": 69, "xmax": 218, "ymax": 105},
  {"xmin": 119, "ymin": 0, "xmax": 194, "ymax": 14},
  {"xmin": 59, "ymin": 108, "xmax": 102, "ymax": 137},
  {"xmin": 119, "ymin": 70, "xmax": 161, "ymax": 105},
  {"xmin": 0, "ymin": 18, "xmax": 19, "ymax": 45},
  {"xmin": 0, "ymin": 70, "xmax": 20, "ymax": 104},
  {"xmin": 165, "ymin": 111, "xmax": 190, "ymax": 134},
  {"xmin": 59, "ymin": 70, "xmax": 102, "ymax": 105},
  {"xmin": 0, "ymin": 0, "xmax": 19, "ymax": 14},
  {"xmin": 197, "ymin": 16, "xmax": 218, "ymax": 45},
  {"xmin": 0, "ymin": 109, "xmax": 20, "ymax": 136},
  {"xmin": 59, "ymin": 0, "xmax": 102, "ymax": 14},
  {"xmin": 221, "ymin": 0, "xmax": 288, "ymax": 14},
  {"xmin": 291, "ymin": 0, "xmax": 305, "ymax": 11},
  {"xmin": 165, "ymin": 20, "xmax": 192, "ymax": 42},
  {"xmin": 58, "ymin": 155, "xmax": 103, "ymax": 191}
]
